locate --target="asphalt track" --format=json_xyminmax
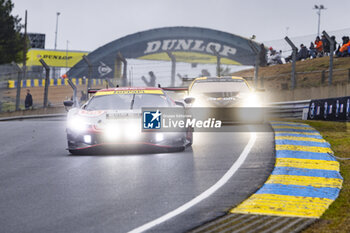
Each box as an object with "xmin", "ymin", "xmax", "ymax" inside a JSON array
[{"xmin": 0, "ymin": 118, "xmax": 274, "ymax": 233}]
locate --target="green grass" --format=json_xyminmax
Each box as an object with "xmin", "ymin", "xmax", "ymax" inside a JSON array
[
  {"xmin": 0, "ymin": 101, "xmax": 21, "ymax": 112},
  {"xmin": 291, "ymin": 120, "xmax": 350, "ymax": 233}
]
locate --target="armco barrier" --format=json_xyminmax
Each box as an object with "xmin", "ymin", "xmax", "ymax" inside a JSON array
[
  {"xmin": 7, "ymin": 78, "xmax": 104, "ymax": 89},
  {"xmin": 0, "ymin": 113, "xmax": 66, "ymax": 121},
  {"xmin": 268, "ymin": 100, "xmax": 311, "ymax": 119}
]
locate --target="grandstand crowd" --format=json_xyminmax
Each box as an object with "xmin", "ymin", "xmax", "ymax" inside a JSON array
[{"xmin": 267, "ymin": 35, "xmax": 350, "ymax": 65}]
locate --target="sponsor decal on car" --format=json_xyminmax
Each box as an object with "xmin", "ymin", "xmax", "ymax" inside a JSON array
[{"xmin": 95, "ymin": 90, "xmax": 164, "ymax": 96}]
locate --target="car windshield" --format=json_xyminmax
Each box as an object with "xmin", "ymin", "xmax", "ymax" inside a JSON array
[
  {"xmin": 191, "ymin": 80, "xmax": 250, "ymax": 94},
  {"xmin": 85, "ymin": 94, "xmax": 172, "ymax": 110}
]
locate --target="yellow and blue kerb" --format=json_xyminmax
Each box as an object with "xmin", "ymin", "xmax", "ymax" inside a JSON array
[
  {"xmin": 231, "ymin": 121, "xmax": 343, "ymax": 218},
  {"xmin": 8, "ymin": 78, "xmax": 104, "ymax": 88}
]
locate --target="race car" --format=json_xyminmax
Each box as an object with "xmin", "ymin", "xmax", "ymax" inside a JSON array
[
  {"xmin": 185, "ymin": 76, "xmax": 264, "ymax": 123},
  {"xmin": 63, "ymin": 87, "xmax": 193, "ymax": 155},
  {"xmin": 186, "ymin": 76, "xmax": 262, "ymax": 107}
]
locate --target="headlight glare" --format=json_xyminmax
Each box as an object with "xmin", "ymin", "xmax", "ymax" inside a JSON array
[
  {"xmin": 67, "ymin": 116, "xmax": 90, "ymax": 132},
  {"xmin": 243, "ymin": 94, "xmax": 261, "ymax": 107},
  {"xmin": 84, "ymin": 135, "xmax": 92, "ymax": 144},
  {"xmin": 124, "ymin": 121, "xmax": 141, "ymax": 141},
  {"xmin": 104, "ymin": 123, "xmax": 121, "ymax": 141},
  {"xmin": 155, "ymin": 133, "xmax": 164, "ymax": 142}
]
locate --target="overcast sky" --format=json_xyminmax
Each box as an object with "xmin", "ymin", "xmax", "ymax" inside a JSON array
[{"xmin": 12, "ymin": 0, "xmax": 350, "ymax": 52}]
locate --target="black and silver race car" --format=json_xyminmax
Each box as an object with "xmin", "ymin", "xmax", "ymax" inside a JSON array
[
  {"xmin": 187, "ymin": 76, "xmax": 262, "ymax": 107},
  {"xmin": 185, "ymin": 76, "xmax": 265, "ymax": 123},
  {"xmin": 63, "ymin": 87, "xmax": 193, "ymax": 154}
]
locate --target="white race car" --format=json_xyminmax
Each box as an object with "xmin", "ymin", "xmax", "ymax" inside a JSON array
[{"xmin": 64, "ymin": 87, "xmax": 193, "ymax": 154}]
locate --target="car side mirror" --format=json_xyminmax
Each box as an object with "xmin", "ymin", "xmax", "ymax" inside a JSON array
[
  {"xmin": 184, "ymin": 97, "xmax": 195, "ymax": 104},
  {"xmin": 175, "ymin": 101, "xmax": 185, "ymax": 107},
  {"xmin": 63, "ymin": 100, "xmax": 74, "ymax": 112},
  {"xmin": 64, "ymin": 100, "xmax": 74, "ymax": 107}
]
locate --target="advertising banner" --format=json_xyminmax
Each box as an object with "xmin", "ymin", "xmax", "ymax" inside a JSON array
[
  {"xmin": 67, "ymin": 27, "xmax": 263, "ymax": 79},
  {"xmin": 26, "ymin": 49, "xmax": 89, "ymax": 68},
  {"xmin": 308, "ymin": 96, "xmax": 350, "ymax": 121}
]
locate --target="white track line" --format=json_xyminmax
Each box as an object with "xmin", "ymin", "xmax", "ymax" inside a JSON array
[{"xmin": 128, "ymin": 131, "xmax": 257, "ymax": 233}]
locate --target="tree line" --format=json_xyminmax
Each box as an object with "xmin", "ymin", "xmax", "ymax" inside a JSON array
[{"xmin": 0, "ymin": 0, "xmax": 26, "ymax": 65}]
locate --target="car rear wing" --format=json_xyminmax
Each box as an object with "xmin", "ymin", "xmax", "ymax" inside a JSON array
[
  {"xmin": 88, "ymin": 88, "xmax": 100, "ymax": 94},
  {"xmin": 87, "ymin": 88, "xmax": 101, "ymax": 98},
  {"xmin": 181, "ymin": 77, "xmax": 197, "ymax": 82},
  {"xmin": 161, "ymin": 87, "xmax": 188, "ymax": 91},
  {"xmin": 87, "ymin": 86, "xmax": 189, "ymax": 100},
  {"xmin": 159, "ymin": 85, "xmax": 188, "ymax": 100}
]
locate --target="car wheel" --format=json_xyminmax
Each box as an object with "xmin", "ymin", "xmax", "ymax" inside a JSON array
[
  {"xmin": 68, "ymin": 149, "xmax": 80, "ymax": 155},
  {"xmin": 186, "ymin": 129, "xmax": 193, "ymax": 147}
]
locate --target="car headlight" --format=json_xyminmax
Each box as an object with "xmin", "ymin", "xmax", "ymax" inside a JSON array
[
  {"xmin": 104, "ymin": 123, "xmax": 122, "ymax": 141},
  {"xmin": 242, "ymin": 93, "xmax": 262, "ymax": 107},
  {"xmin": 104, "ymin": 120, "xmax": 141, "ymax": 141},
  {"xmin": 124, "ymin": 121, "xmax": 141, "ymax": 141},
  {"xmin": 188, "ymin": 95, "xmax": 206, "ymax": 107},
  {"xmin": 67, "ymin": 116, "xmax": 90, "ymax": 132},
  {"xmin": 83, "ymin": 135, "xmax": 92, "ymax": 144},
  {"xmin": 155, "ymin": 133, "xmax": 164, "ymax": 142}
]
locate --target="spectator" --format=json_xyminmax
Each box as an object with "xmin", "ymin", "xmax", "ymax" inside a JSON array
[
  {"xmin": 337, "ymin": 36, "xmax": 350, "ymax": 57},
  {"xmin": 297, "ymin": 44, "xmax": 309, "ymax": 60},
  {"xmin": 309, "ymin": 42, "xmax": 317, "ymax": 58},
  {"xmin": 267, "ymin": 47, "xmax": 283, "ymax": 65},
  {"xmin": 25, "ymin": 89, "xmax": 33, "ymax": 110},
  {"xmin": 322, "ymin": 35, "xmax": 330, "ymax": 55},
  {"xmin": 263, "ymin": 34, "xmax": 350, "ymax": 65},
  {"xmin": 315, "ymin": 36, "xmax": 323, "ymax": 57},
  {"xmin": 141, "ymin": 71, "xmax": 156, "ymax": 86},
  {"xmin": 284, "ymin": 47, "xmax": 298, "ymax": 63},
  {"xmin": 259, "ymin": 43, "xmax": 267, "ymax": 67},
  {"xmin": 278, "ymin": 50, "xmax": 286, "ymax": 63}
]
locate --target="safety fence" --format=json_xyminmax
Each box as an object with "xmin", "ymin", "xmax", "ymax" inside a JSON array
[
  {"xmin": 242, "ymin": 68, "xmax": 350, "ymax": 91},
  {"xmin": 252, "ymin": 27, "xmax": 350, "ymax": 90},
  {"xmin": 0, "ymin": 79, "xmax": 106, "ymax": 113},
  {"xmin": 7, "ymin": 78, "xmax": 104, "ymax": 89},
  {"xmin": 269, "ymin": 100, "xmax": 311, "ymax": 119}
]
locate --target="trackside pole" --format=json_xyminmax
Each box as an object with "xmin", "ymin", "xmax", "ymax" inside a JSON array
[
  {"xmin": 248, "ymin": 40, "xmax": 260, "ymax": 89},
  {"xmin": 66, "ymin": 77, "xmax": 78, "ymax": 107},
  {"xmin": 166, "ymin": 51, "xmax": 176, "ymax": 86},
  {"xmin": 39, "ymin": 59, "xmax": 50, "ymax": 108},
  {"xmin": 117, "ymin": 52, "xmax": 127, "ymax": 86},
  {"xmin": 82, "ymin": 55, "xmax": 92, "ymax": 94},
  {"xmin": 105, "ymin": 78, "xmax": 114, "ymax": 88},
  {"xmin": 322, "ymin": 31, "xmax": 334, "ymax": 86},
  {"xmin": 210, "ymin": 46, "xmax": 221, "ymax": 77},
  {"xmin": 11, "ymin": 62, "xmax": 22, "ymax": 111},
  {"xmin": 285, "ymin": 36, "xmax": 297, "ymax": 89}
]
